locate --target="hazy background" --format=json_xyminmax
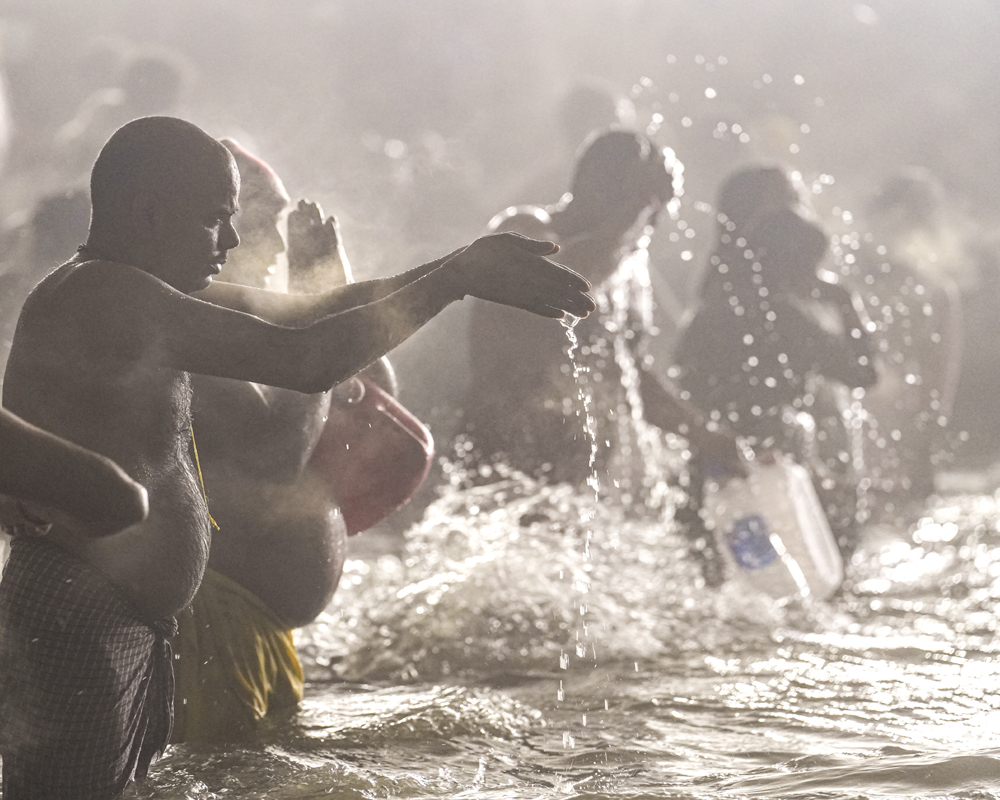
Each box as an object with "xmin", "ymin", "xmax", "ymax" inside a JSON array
[{"xmin": 2, "ymin": 0, "xmax": 1000, "ymax": 469}]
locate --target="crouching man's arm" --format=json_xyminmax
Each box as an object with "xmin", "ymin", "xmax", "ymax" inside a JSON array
[{"xmin": 0, "ymin": 406, "xmax": 148, "ymax": 538}]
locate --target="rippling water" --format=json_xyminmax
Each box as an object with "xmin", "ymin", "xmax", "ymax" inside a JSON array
[{"xmin": 129, "ymin": 476, "xmax": 1000, "ymax": 800}]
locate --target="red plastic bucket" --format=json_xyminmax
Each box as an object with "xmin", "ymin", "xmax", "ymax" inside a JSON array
[{"xmin": 309, "ymin": 377, "xmax": 434, "ymax": 534}]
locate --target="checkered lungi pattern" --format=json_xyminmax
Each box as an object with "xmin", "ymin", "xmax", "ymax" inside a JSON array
[{"xmin": 0, "ymin": 537, "xmax": 177, "ymax": 799}]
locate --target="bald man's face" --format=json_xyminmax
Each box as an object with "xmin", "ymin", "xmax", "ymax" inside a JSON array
[{"xmin": 153, "ymin": 159, "xmax": 240, "ymax": 293}]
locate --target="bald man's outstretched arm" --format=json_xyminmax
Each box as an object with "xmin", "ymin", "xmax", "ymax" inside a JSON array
[
  {"xmin": 65, "ymin": 233, "xmax": 594, "ymax": 394},
  {"xmin": 196, "ymin": 255, "xmax": 447, "ymax": 327},
  {"xmin": 195, "ymin": 233, "xmax": 586, "ymax": 327}
]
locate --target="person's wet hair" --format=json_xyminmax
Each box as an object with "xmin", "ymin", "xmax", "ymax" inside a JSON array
[
  {"xmin": 568, "ymin": 129, "xmax": 676, "ymax": 214},
  {"xmin": 715, "ymin": 163, "xmax": 803, "ymax": 234}
]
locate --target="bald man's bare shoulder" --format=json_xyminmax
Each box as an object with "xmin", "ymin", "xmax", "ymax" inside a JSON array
[
  {"xmin": 19, "ymin": 258, "xmax": 176, "ymax": 346},
  {"xmin": 33, "ymin": 257, "xmax": 164, "ymax": 299}
]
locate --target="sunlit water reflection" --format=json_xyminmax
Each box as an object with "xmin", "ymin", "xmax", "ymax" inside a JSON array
[{"xmin": 131, "ymin": 482, "xmax": 1000, "ymax": 799}]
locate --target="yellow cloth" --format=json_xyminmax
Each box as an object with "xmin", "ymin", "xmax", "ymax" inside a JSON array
[{"xmin": 171, "ymin": 568, "xmax": 304, "ymax": 743}]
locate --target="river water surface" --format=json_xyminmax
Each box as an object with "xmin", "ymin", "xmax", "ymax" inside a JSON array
[{"xmin": 132, "ymin": 473, "xmax": 1000, "ymax": 800}]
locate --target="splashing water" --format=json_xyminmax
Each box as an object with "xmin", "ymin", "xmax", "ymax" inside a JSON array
[
  {"xmin": 133, "ymin": 485, "xmax": 1000, "ymax": 800},
  {"xmin": 126, "ymin": 67, "xmax": 998, "ymax": 800}
]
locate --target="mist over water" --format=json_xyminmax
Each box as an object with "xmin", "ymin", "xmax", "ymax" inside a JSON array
[{"xmin": 3, "ymin": 2, "xmax": 1000, "ymax": 798}]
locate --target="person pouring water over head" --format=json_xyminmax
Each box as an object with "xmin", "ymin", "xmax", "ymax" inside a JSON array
[{"xmin": 465, "ymin": 128, "xmax": 745, "ymax": 510}]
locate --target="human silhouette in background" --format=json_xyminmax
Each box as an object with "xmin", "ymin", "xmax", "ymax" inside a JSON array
[
  {"xmin": 53, "ymin": 47, "xmax": 190, "ymax": 183},
  {"xmin": 850, "ymin": 168, "xmax": 964, "ymax": 516},
  {"xmin": 673, "ymin": 164, "xmax": 878, "ymax": 582},
  {"xmin": 465, "ymin": 129, "xmax": 743, "ymax": 511}
]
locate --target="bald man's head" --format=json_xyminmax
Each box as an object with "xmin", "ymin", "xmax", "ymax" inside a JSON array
[
  {"xmin": 90, "ymin": 116, "xmax": 236, "ymax": 227},
  {"xmin": 86, "ymin": 116, "xmax": 241, "ymax": 292}
]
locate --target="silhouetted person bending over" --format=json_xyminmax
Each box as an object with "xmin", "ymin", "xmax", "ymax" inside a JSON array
[{"xmin": 674, "ymin": 164, "xmax": 877, "ymax": 578}]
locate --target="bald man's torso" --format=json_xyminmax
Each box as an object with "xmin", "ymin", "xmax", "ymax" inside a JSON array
[{"xmin": 4, "ymin": 256, "xmax": 210, "ymax": 622}]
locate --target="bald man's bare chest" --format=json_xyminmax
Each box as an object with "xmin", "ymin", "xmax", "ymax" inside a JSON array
[{"xmin": 5, "ymin": 316, "xmax": 196, "ymax": 483}]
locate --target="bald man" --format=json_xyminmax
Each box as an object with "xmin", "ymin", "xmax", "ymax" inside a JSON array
[{"xmin": 0, "ymin": 116, "xmax": 594, "ymax": 799}]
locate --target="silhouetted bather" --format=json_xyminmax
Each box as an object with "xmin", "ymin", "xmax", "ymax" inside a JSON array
[
  {"xmin": 851, "ymin": 168, "xmax": 964, "ymax": 512},
  {"xmin": 466, "ymin": 129, "xmax": 743, "ymax": 510},
  {"xmin": 674, "ymin": 164, "xmax": 877, "ymax": 572}
]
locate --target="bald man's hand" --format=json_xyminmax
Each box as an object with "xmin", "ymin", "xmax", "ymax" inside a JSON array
[{"xmin": 442, "ymin": 233, "xmax": 596, "ymax": 319}]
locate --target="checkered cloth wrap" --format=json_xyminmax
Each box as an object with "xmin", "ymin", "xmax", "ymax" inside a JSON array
[{"xmin": 0, "ymin": 537, "xmax": 177, "ymax": 799}]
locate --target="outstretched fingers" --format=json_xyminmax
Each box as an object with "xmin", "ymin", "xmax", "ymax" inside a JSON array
[
  {"xmin": 455, "ymin": 232, "xmax": 596, "ymax": 318},
  {"xmin": 516, "ymin": 301, "xmax": 566, "ymax": 319},
  {"xmin": 503, "ymin": 232, "xmax": 561, "ymax": 257},
  {"xmin": 533, "ymin": 258, "xmax": 597, "ymax": 317}
]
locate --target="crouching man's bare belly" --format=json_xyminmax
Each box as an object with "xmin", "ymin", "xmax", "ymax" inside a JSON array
[
  {"xmin": 203, "ymin": 468, "xmax": 348, "ymax": 628},
  {"xmin": 46, "ymin": 465, "xmax": 212, "ymax": 621}
]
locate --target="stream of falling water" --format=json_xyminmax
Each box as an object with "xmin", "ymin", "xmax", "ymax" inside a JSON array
[
  {"xmin": 558, "ymin": 312, "xmax": 600, "ymax": 750},
  {"xmin": 560, "ymin": 313, "xmax": 600, "ymax": 500}
]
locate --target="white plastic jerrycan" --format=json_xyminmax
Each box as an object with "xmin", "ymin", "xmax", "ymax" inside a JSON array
[{"xmin": 702, "ymin": 456, "xmax": 844, "ymax": 601}]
